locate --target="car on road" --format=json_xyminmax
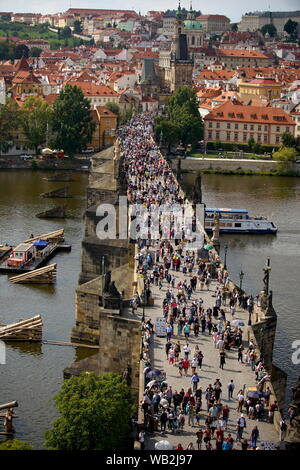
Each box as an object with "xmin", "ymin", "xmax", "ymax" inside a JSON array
[{"xmin": 81, "ymin": 147, "xmax": 95, "ymax": 154}]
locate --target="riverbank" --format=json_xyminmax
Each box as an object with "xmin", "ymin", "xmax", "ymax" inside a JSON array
[
  {"xmin": 173, "ymin": 157, "xmax": 300, "ymax": 177},
  {"xmin": 0, "ymin": 156, "xmax": 91, "ymax": 171}
]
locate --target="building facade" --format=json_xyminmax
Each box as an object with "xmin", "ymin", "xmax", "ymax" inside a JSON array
[
  {"xmin": 204, "ymin": 101, "xmax": 296, "ymax": 146},
  {"xmin": 239, "ymin": 11, "xmax": 300, "ymax": 35}
]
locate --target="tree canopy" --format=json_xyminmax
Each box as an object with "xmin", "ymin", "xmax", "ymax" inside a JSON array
[
  {"xmin": 284, "ymin": 19, "xmax": 298, "ymax": 39},
  {"xmin": 73, "ymin": 20, "xmax": 83, "ymax": 34},
  {"xmin": 20, "ymin": 96, "xmax": 53, "ymax": 155},
  {"xmin": 0, "ymin": 102, "xmax": 18, "ymax": 154},
  {"xmin": 45, "ymin": 372, "xmax": 134, "ymax": 450},
  {"xmin": 273, "ymin": 146, "xmax": 297, "ymax": 162},
  {"xmin": 0, "ymin": 439, "xmax": 33, "ymax": 450},
  {"xmin": 51, "ymin": 85, "xmax": 96, "ymax": 155},
  {"xmin": 261, "ymin": 24, "xmax": 277, "ymax": 38},
  {"xmin": 159, "ymin": 86, "xmax": 203, "ymax": 151}
]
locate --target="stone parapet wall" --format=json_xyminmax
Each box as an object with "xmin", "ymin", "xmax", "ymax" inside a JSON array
[{"xmin": 179, "ymin": 157, "xmax": 279, "ymax": 173}]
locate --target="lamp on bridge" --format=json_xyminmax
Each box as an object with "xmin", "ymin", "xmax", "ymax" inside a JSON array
[
  {"xmin": 142, "ymin": 272, "xmax": 148, "ymax": 323},
  {"xmin": 239, "ymin": 270, "xmax": 244, "ymax": 290}
]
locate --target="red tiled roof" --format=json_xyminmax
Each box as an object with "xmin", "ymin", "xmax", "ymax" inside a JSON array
[{"xmin": 204, "ymin": 101, "xmax": 296, "ymax": 125}]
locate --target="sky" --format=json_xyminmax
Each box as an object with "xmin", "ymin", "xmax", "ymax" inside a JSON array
[{"xmin": 0, "ymin": 0, "xmax": 299, "ymax": 23}]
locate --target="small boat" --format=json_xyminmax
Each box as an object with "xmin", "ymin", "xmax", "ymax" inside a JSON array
[{"xmin": 205, "ymin": 208, "xmax": 277, "ymax": 234}]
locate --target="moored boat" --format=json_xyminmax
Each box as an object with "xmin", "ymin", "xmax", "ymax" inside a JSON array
[{"xmin": 205, "ymin": 208, "xmax": 277, "ymax": 234}]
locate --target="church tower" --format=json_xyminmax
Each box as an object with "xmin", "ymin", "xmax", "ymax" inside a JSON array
[{"xmin": 169, "ymin": 1, "xmax": 194, "ymax": 92}]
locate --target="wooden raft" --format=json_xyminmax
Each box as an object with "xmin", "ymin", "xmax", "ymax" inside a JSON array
[
  {"xmin": 23, "ymin": 229, "xmax": 65, "ymax": 244},
  {"xmin": 0, "ymin": 315, "xmax": 43, "ymax": 342},
  {"xmin": 9, "ymin": 264, "xmax": 57, "ymax": 284}
]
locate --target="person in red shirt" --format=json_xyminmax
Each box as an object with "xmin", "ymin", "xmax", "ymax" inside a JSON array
[
  {"xmin": 182, "ymin": 358, "xmax": 189, "ymax": 376},
  {"xmin": 216, "ymin": 426, "xmax": 224, "ymax": 442},
  {"xmin": 203, "ymin": 427, "xmax": 211, "ymax": 445},
  {"xmin": 176, "ymin": 443, "xmax": 183, "ymax": 450}
]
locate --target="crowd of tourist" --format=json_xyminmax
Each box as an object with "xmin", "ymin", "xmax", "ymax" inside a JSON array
[{"xmin": 119, "ymin": 114, "xmax": 280, "ymax": 451}]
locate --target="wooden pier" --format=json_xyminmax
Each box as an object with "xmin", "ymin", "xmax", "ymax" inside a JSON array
[
  {"xmin": 0, "ymin": 315, "xmax": 43, "ymax": 342},
  {"xmin": 9, "ymin": 264, "xmax": 57, "ymax": 284}
]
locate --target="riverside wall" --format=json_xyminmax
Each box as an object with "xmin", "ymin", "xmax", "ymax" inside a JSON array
[{"xmin": 177, "ymin": 157, "xmax": 300, "ymax": 174}]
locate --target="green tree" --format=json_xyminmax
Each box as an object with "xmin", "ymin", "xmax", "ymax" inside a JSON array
[
  {"xmin": 273, "ymin": 146, "xmax": 297, "ymax": 161},
  {"xmin": 155, "ymin": 118, "xmax": 180, "ymax": 152},
  {"xmin": 281, "ymin": 131, "xmax": 297, "ymax": 148},
  {"xmin": 231, "ymin": 23, "xmax": 238, "ymax": 32},
  {"xmin": 73, "ymin": 20, "xmax": 83, "ymax": 34},
  {"xmin": 261, "ymin": 24, "xmax": 277, "ymax": 38},
  {"xmin": 60, "ymin": 26, "xmax": 72, "ymax": 39},
  {"xmin": 45, "ymin": 372, "xmax": 134, "ymax": 450},
  {"xmin": 284, "ymin": 19, "xmax": 298, "ymax": 39},
  {"xmin": 52, "ymin": 85, "xmax": 96, "ymax": 155},
  {"xmin": 0, "ymin": 439, "xmax": 33, "ymax": 450},
  {"xmin": 14, "ymin": 44, "xmax": 29, "ymax": 59},
  {"xmin": 0, "ymin": 102, "xmax": 18, "ymax": 154},
  {"xmin": 0, "ymin": 14, "xmax": 12, "ymax": 22},
  {"xmin": 165, "ymin": 86, "xmax": 203, "ymax": 150},
  {"xmin": 29, "ymin": 47, "xmax": 42, "ymax": 57},
  {"xmin": 248, "ymin": 137, "xmax": 256, "ymax": 152},
  {"xmin": 20, "ymin": 96, "xmax": 53, "ymax": 155}
]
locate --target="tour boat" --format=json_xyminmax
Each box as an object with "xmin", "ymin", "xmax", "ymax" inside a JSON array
[{"xmin": 204, "ymin": 208, "xmax": 277, "ymax": 234}]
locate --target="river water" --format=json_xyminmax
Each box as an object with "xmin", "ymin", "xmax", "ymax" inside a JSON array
[
  {"xmin": 0, "ymin": 171, "xmax": 299, "ymax": 447},
  {"xmin": 0, "ymin": 170, "xmax": 96, "ymax": 449},
  {"xmin": 183, "ymin": 172, "xmax": 300, "ymax": 405}
]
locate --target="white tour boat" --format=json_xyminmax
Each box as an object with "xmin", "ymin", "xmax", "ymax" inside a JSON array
[{"xmin": 205, "ymin": 208, "xmax": 277, "ymax": 234}]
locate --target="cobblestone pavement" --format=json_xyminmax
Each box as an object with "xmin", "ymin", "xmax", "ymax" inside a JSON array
[{"xmin": 143, "ymin": 251, "xmax": 279, "ymax": 451}]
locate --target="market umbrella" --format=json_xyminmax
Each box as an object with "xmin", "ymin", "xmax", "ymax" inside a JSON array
[
  {"xmin": 204, "ymin": 243, "xmax": 214, "ymax": 250},
  {"xmin": 232, "ymin": 319, "xmax": 245, "ymax": 327},
  {"xmin": 146, "ymin": 368, "xmax": 162, "ymax": 379},
  {"xmin": 155, "ymin": 440, "xmax": 173, "ymax": 450},
  {"xmin": 146, "ymin": 380, "xmax": 157, "ymax": 389},
  {"xmin": 41, "ymin": 148, "xmax": 53, "ymax": 155}
]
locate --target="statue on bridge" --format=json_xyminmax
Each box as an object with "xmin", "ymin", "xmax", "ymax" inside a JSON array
[{"xmin": 192, "ymin": 173, "xmax": 202, "ymax": 205}]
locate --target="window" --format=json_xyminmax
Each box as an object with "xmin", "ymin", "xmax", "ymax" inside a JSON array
[
  {"xmin": 234, "ymin": 133, "xmax": 238, "ymax": 140},
  {"xmin": 216, "ymin": 132, "xmax": 220, "ymax": 139},
  {"xmin": 264, "ymin": 135, "xmax": 268, "ymax": 142},
  {"xmin": 276, "ymin": 126, "xmax": 280, "ymax": 133},
  {"xmin": 286, "ymin": 127, "xmax": 290, "ymax": 133},
  {"xmin": 243, "ymin": 134, "xmax": 247, "ymax": 141},
  {"xmin": 250, "ymin": 124, "xmax": 254, "ymax": 130},
  {"xmin": 208, "ymin": 131, "xmax": 212, "ymax": 139},
  {"xmin": 264, "ymin": 125, "xmax": 268, "ymax": 131},
  {"xmin": 257, "ymin": 134, "xmax": 261, "ymax": 142},
  {"xmin": 235, "ymin": 223, "xmax": 242, "ymax": 228},
  {"xmin": 227, "ymin": 132, "xmax": 231, "ymax": 140},
  {"xmin": 209, "ymin": 122, "xmax": 213, "ymax": 128},
  {"xmin": 276, "ymin": 135, "xmax": 280, "ymax": 143},
  {"xmin": 227, "ymin": 123, "xmax": 231, "ymax": 129},
  {"xmin": 216, "ymin": 122, "xmax": 220, "ymax": 128},
  {"xmin": 244, "ymin": 124, "xmax": 247, "ymax": 130},
  {"xmin": 258, "ymin": 125, "xmax": 261, "ymax": 131},
  {"xmin": 235, "ymin": 123, "xmax": 238, "ymax": 130}
]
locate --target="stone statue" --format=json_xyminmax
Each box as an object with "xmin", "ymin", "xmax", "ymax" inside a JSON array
[
  {"xmin": 211, "ymin": 212, "xmax": 220, "ymax": 248},
  {"xmin": 122, "ymin": 365, "xmax": 132, "ymax": 386},
  {"xmin": 176, "ymin": 158, "xmax": 182, "ymax": 182},
  {"xmin": 108, "ymin": 280, "xmax": 121, "ymax": 298},
  {"xmin": 192, "ymin": 174, "xmax": 202, "ymax": 204},
  {"xmin": 103, "ymin": 270, "xmax": 111, "ymax": 293},
  {"xmin": 266, "ymin": 290, "xmax": 275, "ymax": 316}
]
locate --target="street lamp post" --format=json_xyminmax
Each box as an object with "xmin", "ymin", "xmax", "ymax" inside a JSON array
[
  {"xmin": 239, "ymin": 270, "xmax": 244, "ymax": 290},
  {"xmin": 224, "ymin": 245, "xmax": 228, "ymax": 270},
  {"xmin": 142, "ymin": 274, "xmax": 147, "ymax": 323}
]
